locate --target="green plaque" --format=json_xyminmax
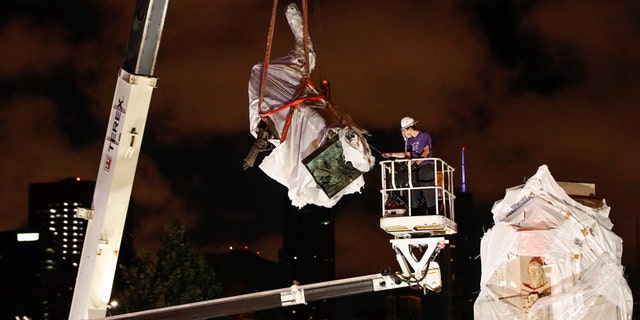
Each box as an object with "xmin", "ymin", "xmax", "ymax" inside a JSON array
[{"xmin": 303, "ymin": 133, "xmax": 363, "ymax": 198}]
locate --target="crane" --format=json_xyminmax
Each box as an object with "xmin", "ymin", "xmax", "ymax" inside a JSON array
[
  {"xmin": 69, "ymin": 1, "xmax": 458, "ymax": 319},
  {"xmin": 69, "ymin": 0, "xmax": 168, "ymax": 318}
]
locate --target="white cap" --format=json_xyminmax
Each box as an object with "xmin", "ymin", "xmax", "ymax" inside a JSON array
[{"xmin": 400, "ymin": 116, "xmax": 418, "ymax": 129}]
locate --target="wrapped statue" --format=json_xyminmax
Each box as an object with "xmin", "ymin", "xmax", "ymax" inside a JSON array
[{"xmin": 245, "ymin": 3, "xmax": 374, "ymax": 208}]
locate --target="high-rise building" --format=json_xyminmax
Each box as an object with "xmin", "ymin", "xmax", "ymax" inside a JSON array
[
  {"xmin": 279, "ymin": 204, "xmax": 336, "ymax": 320},
  {"xmin": 29, "ymin": 178, "xmax": 94, "ymax": 269},
  {"xmin": 434, "ymin": 190, "xmax": 481, "ymax": 319},
  {"xmin": 0, "ymin": 229, "xmax": 42, "ymax": 319},
  {"xmin": 207, "ymin": 248, "xmax": 290, "ymax": 319},
  {"xmin": 28, "ymin": 177, "xmax": 95, "ymax": 319},
  {"xmin": 23, "ymin": 177, "xmax": 134, "ymax": 319}
]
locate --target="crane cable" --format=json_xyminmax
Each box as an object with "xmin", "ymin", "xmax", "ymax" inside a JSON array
[
  {"xmin": 256, "ymin": 0, "xmax": 278, "ymax": 117},
  {"xmin": 258, "ymin": 0, "xmax": 324, "ymax": 143}
]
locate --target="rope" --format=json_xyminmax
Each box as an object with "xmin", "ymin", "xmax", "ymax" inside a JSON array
[
  {"xmin": 259, "ymin": 93, "xmax": 325, "ymax": 143},
  {"xmin": 302, "ymin": 0, "xmax": 310, "ymax": 79},
  {"xmin": 257, "ymin": 0, "xmax": 318, "ymax": 143},
  {"xmin": 257, "ymin": 0, "xmax": 279, "ymax": 113}
]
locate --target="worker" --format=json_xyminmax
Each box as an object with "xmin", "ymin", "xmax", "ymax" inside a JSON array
[{"xmin": 382, "ymin": 116, "xmax": 436, "ymax": 214}]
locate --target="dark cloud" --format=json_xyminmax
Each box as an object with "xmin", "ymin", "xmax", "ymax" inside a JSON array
[
  {"xmin": 464, "ymin": 0, "xmax": 585, "ymax": 94},
  {"xmin": 0, "ymin": 68, "xmax": 102, "ymax": 148},
  {"xmin": 0, "ymin": 1, "xmax": 123, "ymax": 149},
  {"xmin": 448, "ymin": 103, "xmax": 496, "ymax": 134},
  {"xmin": 42, "ymin": 66, "xmax": 102, "ymax": 148},
  {"xmin": 464, "ymin": 0, "xmax": 539, "ymax": 67},
  {"xmin": 1, "ymin": 0, "xmax": 639, "ymax": 277},
  {"xmin": 143, "ymin": 134, "xmax": 267, "ymax": 212},
  {"xmin": 0, "ymin": 0, "xmax": 112, "ymax": 42}
]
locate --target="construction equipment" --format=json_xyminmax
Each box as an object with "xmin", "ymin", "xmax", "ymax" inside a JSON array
[
  {"xmin": 69, "ymin": 1, "xmax": 458, "ymax": 318},
  {"xmin": 69, "ymin": 0, "xmax": 168, "ymax": 318},
  {"xmin": 93, "ymin": 157, "xmax": 456, "ymax": 320}
]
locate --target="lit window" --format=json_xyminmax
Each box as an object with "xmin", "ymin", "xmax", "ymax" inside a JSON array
[{"xmin": 17, "ymin": 233, "xmax": 39, "ymax": 242}]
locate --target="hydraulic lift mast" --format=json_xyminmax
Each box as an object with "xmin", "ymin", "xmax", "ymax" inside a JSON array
[{"xmin": 69, "ymin": 0, "xmax": 168, "ymax": 319}]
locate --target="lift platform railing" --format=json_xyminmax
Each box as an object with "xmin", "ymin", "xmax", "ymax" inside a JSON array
[{"xmin": 380, "ymin": 158, "xmax": 456, "ymax": 223}]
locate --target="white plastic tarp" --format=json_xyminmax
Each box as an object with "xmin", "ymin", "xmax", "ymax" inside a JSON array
[
  {"xmin": 474, "ymin": 165, "xmax": 633, "ymax": 319},
  {"xmin": 248, "ymin": 3, "xmax": 374, "ymax": 208}
]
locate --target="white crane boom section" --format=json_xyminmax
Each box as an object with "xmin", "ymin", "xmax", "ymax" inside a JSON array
[
  {"xmin": 69, "ymin": 70, "xmax": 157, "ymax": 319},
  {"xmin": 69, "ymin": 0, "xmax": 168, "ymax": 318},
  {"xmin": 93, "ymin": 256, "xmax": 444, "ymax": 320}
]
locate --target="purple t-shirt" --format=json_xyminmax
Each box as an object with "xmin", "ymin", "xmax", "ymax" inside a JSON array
[{"xmin": 406, "ymin": 131, "xmax": 432, "ymax": 165}]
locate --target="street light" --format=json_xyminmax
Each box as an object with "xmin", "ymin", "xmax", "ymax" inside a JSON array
[{"xmin": 106, "ymin": 301, "xmax": 118, "ymax": 316}]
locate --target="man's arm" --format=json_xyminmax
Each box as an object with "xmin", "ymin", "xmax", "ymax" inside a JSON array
[
  {"xmin": 382, "ymin": 152, "xmax": 406, "ymax": 158},
  {"xmin": 415, "ymin": 145, "xmax": 430, "ymax": 165}
]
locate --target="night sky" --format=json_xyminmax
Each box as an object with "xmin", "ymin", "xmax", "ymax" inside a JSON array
[{"xmin": 1, "ymin": 0, "xmax": 639, "ymax": 279}]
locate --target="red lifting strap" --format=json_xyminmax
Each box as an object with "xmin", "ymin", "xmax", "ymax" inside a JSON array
[
  {"xmin": 260, "ymin": 94, "xmax": 325, "ymax": 143},
  {"xmin": 258, "ymin": 0, "xmax": 315, "ymax": 143},
  {"xmin": 256, "ymin": 0, "xmax": 279, "ymax": 114}
]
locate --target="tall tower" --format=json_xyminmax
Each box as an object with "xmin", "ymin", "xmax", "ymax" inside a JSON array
[
  {"xmin": 28, "ymin": 177, "xmax": 95, "ymax": 319},
  {"xmin": 0, "ymin": 230, "xmax": 42, "ymax": 319},
  {"xmin": 25, "ymin": 177, "xmax": 135, "ymax": 319},
  {"xmin": 438, "ymin": 146, "xmax": 482, "ymax": 319}
]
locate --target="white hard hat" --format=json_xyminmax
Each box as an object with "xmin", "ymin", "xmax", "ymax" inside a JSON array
[{"xmin": 400, "ymin": 116, "xmax": 418, "ymax": 129}]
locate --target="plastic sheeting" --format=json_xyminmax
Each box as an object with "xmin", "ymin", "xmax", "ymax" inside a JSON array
[
  {"xmin": 247, "ymin": 3, "xmax": 374, "ymax": 208},
  {"xmin": 474, "ymin": 165, "xmax": 633, "ymax": 319}
]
